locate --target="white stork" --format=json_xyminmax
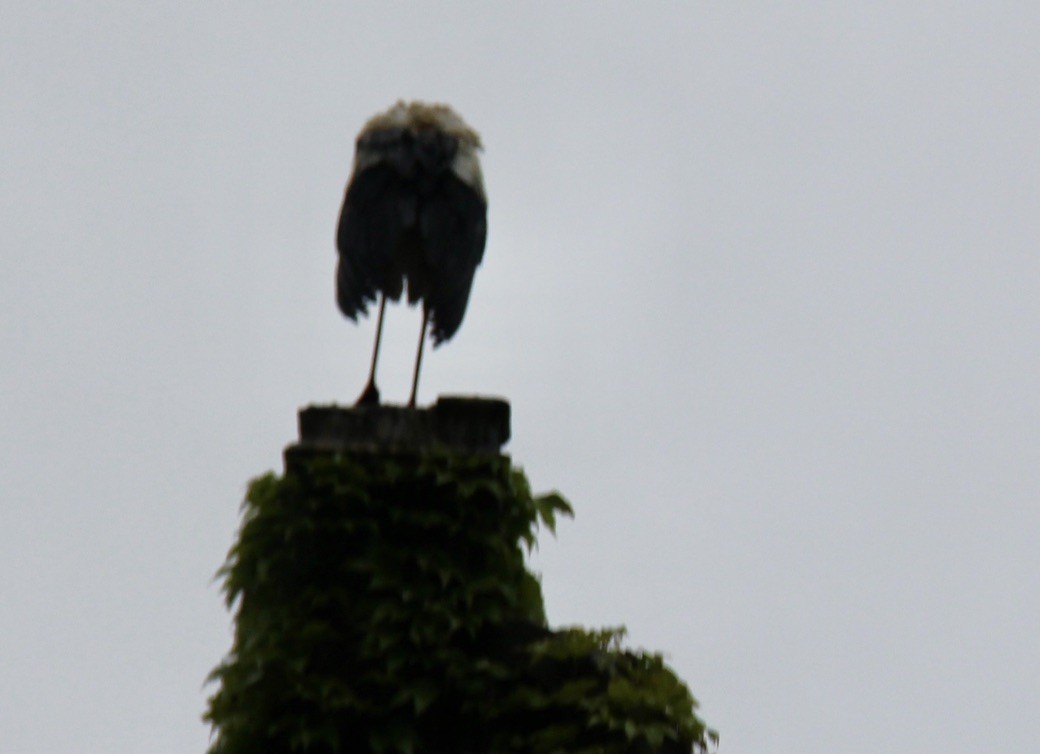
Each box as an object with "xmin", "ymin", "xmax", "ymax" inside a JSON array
[{"xmin": 335, "ymin": 101, "xmax": 488, "ymax": 407}]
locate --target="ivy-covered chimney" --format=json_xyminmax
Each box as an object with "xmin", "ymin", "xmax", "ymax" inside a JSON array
[{"xmin": 205, "ymin": 398, "xmax": 716, "ymax": 753}]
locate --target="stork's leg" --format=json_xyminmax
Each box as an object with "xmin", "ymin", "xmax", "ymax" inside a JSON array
[
  {"xmin": 407, "ymin": 306, "xmax": 429, "ymax": 408},
  {"xmin": 355, "ymin": 294, "xmax": 386, "ymax": 406}
]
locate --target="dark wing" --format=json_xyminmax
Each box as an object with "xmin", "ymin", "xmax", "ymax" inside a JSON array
[
  {"xmin": 335, "ymin": 164, "xmax": 415, "ymax": 319},
  {"xmin": 420, "ymin": 173, "xmax": 488, "ymax": 344}
]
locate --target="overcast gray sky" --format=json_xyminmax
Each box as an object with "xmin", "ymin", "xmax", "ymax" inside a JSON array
[{"xmin": 3, "ymin": 3, "xmax": 1038, "ymax": 752}]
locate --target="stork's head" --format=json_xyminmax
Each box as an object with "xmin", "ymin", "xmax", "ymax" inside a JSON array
[{"xmin": 360, "ymin": 101, "xmax": 482, "ymax": 149}]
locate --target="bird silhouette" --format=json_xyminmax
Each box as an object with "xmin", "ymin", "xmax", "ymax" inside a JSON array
[{"xmin": 335, "ymin": 101, "xmax": 488, "ymax": 407}]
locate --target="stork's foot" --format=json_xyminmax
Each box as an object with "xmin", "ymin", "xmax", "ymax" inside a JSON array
[{"xmin": 355, "ymin": 381, "xmax": 380, "ymax": 407}]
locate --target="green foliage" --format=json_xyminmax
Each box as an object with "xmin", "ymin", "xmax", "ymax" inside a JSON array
[{"xmin": 205, "ymin": 453, "xmax": 715, "ymax": 753}]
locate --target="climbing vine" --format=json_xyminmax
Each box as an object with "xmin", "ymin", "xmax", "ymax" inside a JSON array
[{"xmin": 205, "ymin": 453, "xmax": 716, "ymax": 753}]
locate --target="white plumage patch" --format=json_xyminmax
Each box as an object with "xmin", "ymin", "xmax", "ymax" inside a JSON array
[{"xmin": 352, "ymin": 101, "xmax": 486, "ymax": 202}]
